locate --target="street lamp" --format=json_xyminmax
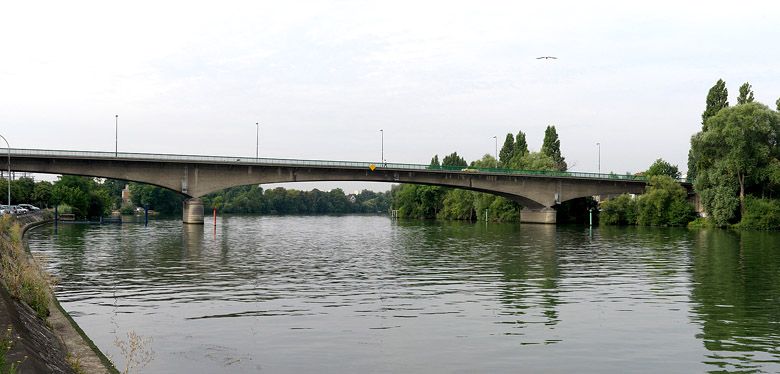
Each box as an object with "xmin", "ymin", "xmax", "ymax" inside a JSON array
[
  {"xmin": 255, "ymin": 122, "xmax": 259, "ymax": 160},
  {"xmin": 492, "ymin": 136, "xmax": 498, "ymax": 168},
  {"xmin": 380, "ymin": 129, "xmax": 384, "ymax": 165},
  {"xmin": 115, "ymin": 114, "xmax": 118, "ymax": 157},
  {"xmin": 596, "ymin": 142, "xmax": 601, "ymax": 173},
  {"xmin": 0, "ymin": 134, "xmax": 10, "ymax": 207}
]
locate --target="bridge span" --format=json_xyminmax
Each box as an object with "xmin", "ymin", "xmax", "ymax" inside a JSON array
[{"xmin": 6, "ymin": 148, "xmax": 673, "ymax": 224}]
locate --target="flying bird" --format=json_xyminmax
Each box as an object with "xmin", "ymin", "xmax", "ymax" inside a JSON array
[{"xmin": 536, "ymin": 56, "xmax": 558, "ymax": 60}]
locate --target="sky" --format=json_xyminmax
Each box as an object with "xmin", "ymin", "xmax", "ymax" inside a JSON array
[{"xmin": 2, "ymin": 0, "xmax": 779, "ymax": 192}]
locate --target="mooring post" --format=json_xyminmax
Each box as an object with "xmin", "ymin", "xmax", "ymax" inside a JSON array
[{"xmin": 144, "ymin": 204, "xmax": 149, "ymax": 227}]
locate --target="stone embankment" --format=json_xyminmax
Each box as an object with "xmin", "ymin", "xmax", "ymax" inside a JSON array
[{"xmin": 1, "ymin": 212, "xmax": 115, "ymax": 373}]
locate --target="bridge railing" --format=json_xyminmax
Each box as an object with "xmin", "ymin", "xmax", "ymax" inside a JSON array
[{"xmin": 10, "ymin": 148, "xmax": 688, "ymax": 183}]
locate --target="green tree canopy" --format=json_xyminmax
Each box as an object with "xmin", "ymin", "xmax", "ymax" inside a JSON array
[
  {"xmin": 702, "ymin": 79, "xmax": 729, "ymax": 129},
  {"xmin": 540, "ymin": 125, "xmax": 567, "ymax": 171},
  {"xmin": 646, "ymin": 158, "xmax": 681, "ymax": 179},
  {"xmin": 498, "ymin": 134, "xmax": 515, "ymax": 166},
  {"xmin": 691, "ymin": 102, "xmax": 780, "ymax": 223},
  {"xmin": 429, "ymin": 155, "xmax": 440, "ymax": 167},
  {"xmin": 442, "ymin": 152, "xmax": 468, "ymax": 167},
  {"xmin": 514, "ymin": 131, "xmax": 529, "ymax": 159},
  {"xmin": 737, "ymin": 82, "xmax": 755, "ymax": 105}
]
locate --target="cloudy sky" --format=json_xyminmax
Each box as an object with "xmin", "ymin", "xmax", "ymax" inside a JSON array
[{"xmin": 2, "ymin": 1, "xmax": 779, "ymax": 191}]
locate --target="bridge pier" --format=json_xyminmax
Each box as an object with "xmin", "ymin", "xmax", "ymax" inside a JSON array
[
  {"xmin": 520, "ymin": 207, "xmax": 557, "ymax": 224},
  {"xmin": 182, "ymin": 198, "xmax": 204, "ymax": 224}
]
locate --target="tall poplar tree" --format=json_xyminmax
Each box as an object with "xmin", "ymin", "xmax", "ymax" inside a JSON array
[
  {"xmin": 514, "ymin": 131, "xmax": 529, "ymax": 158},
  {"xmin": 498, "ymin": 134, "xmax": 514, "ymax": 166},
  {"xmin": 737, "ymin": 82, "xmax": 755, "ymax": 104},
  {"xmin": 541, "ymin": 125, "xmax": 567, "ymax": 171},
  {"xmin": 702, "ymin": 79, "xmax": 729, "ymax": 130}
]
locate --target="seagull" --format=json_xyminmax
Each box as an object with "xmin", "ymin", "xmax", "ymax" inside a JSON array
[{"xmin": 536, "ymin": 56, "xmax": 558, "ymax": 60}]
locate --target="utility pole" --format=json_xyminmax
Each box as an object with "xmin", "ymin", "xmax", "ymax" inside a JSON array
[
  {"xmin": 596, "ymin": 142, "xmax": 601, "ymax": 173},
  {"xmin": 256, "ymin": 122, "xmax": 259, "ymax": 160},
  {"xmin": 115, "ymin": 114, "xmax": 118, "ymax": 157},
  {"xmin": 380, "ymin": 129, "xmax": 384, "ymax": 165},
  {"xmin": 492, "ymin": 136, "xmax": 498, "ymax": 168},
  {"xmin": 0, "ymin": 135, "xmax": 9, "ymax": 207}
]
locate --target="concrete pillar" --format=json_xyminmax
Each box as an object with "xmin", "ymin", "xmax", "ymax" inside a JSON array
[
  {"xmin": 182, "ymin": 198, "xmax": 204, "ymax": 224},
  {"xmin": 520, "ymin": 207, "xmax": 557, "ymax": 224}
]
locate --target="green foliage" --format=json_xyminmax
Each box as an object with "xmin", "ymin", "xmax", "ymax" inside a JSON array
[
  {"xmin": 646, "ymin": 158, "xmax": 681, "ymax": 179},
  {"xmin": 635, "ymin": 176, "xmax": 695, "ymax": 226},
  {"xmin": 687, "ymin": 217, "xmax": 714, "ymax": 229},
  {"xmin": 692, "ymin": 102, "xmax": 780, "ymax": 223},
  {"xmin": 737, "ymin": 82, "xmax": 755, "ymax": 105},
  {"xmin": 499, "ymin": 134, "xmax": 515, "ymax": 166},
  {"xmin": 0, "ymin": 220, "xmax": 52, "ymax": 319},
  {"xmin": 129, "ymin": 183, "xmax": 184, "ymax": 214},
  {"xmin": 508, "ymin": 151, "xmax": 557, "ymax": 171},
  {"xmin": 702, "ymin": 79, "xmax": 729, "ymax": 128},
  {"xmin": 514, "ymin": 131, "xmax": 529, "ymax": 158},
  {"xmin": 392, "ymin": 184, "xmax": 445, "ymax": 219},
  {"xmin": 776, "ymin": 97, "xmax": 780, "ymax": 111},
  {"xmin": 439, "ymin": 189, "xmax": 476, "ymax": 220},
  {"xmin": 540, "ymin": 125, "xmax": 567, "ymax": 171},
  {"xmin": 733, "ymin": 197, "xmax": 780, "ymax": 230},
  {"xmin": 429, "ymin": 155, "xmax": 440, "ymax": 167},
  {"xmin": 698, "ymin": 185, "xmax": 740, "ymax": 227},
  {"xmin": 442, "ymin": 152, "xmax": 468, "ymax": 167},
  {"xmin": 600, "ymin": 194, "xmax": 637, "ymax": 225},
  {"xmin": 203, "ymin": 185, "xmax": 390, "ymax": 214},
  {"xmin": 601, "ymin": 176, "xmax": 695, "ymax": 227},
  {"xmin": 686, "ymin": 149, "xmax": 697, "ymax": 181},
  {"xmin": 470, "ymin": 154, "xmax": 497, "ymax": 169}
]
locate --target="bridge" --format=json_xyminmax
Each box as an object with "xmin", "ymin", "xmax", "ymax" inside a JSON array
[{"xmin": 5, "ymin": 148, "xmax": 679, "ymax": 224}]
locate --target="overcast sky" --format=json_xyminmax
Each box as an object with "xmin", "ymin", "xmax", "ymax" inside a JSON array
[{"xmin": 2, "ymin": 1, "xmax": 779, "ymax": 192}]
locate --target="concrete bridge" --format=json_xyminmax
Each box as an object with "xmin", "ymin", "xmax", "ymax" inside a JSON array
[{"xmin": 6, "ymin": 148, "xmax": 675, "ymax": 224}]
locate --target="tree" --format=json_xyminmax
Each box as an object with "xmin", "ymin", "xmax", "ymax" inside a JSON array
[
  {"xmin": 635, "ymin": 176, "xmax": 695, "ymax": 226},
  {"xmin": 498, "ymin": 134, "xmax": 515, "ymax": 166},
  {"xmin": 776, "ymin": 97, "xmax": 780, "ymax": 111},
  {"xmin": 691, "ymin": 102, "xmax": 780, "ymax": 222},
  {"xmin": 737, "ymin": 82, "xmax": 755, "ymax": 105},
  {"xmin": 429, "ymin": 155, "xmax": 440, "ymax": 167},
  {"xmin": 701, "ymin": 79, "xmax": 729, "ymax": 130},
  {"xmin": 540, "ymin": 125, "xmax": 567, "ymax": 171},
  {"xmin": 514, "ymin": 131, "xmax": 529, "ymax": 158},
  {"xmin": 510, "ymin": 151, "xmax": 557, "ymax": 171},
  {"xmin": 646, "ymin": 158, "xmax": 681, "ymax": 179},
  {"xmin": 470, "ymin": 154, "xmax": 498, "ymax": 169},
  {"xmin": 442, "ymin": 152, "xmax": 467, "ymax": 167}
]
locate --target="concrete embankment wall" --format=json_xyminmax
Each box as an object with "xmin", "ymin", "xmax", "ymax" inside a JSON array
[{"xmin": 1, "ymin": 212, "xmax": 116, "ymax": 374}]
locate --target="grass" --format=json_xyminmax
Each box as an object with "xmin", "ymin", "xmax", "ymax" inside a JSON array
[
  {"xmin": 0, "ymin": 325, "xmax": 23, "ymax": 373},
  {"xmin": 0, "ymin": 216, "xmax": 52, "ymax": 319}
]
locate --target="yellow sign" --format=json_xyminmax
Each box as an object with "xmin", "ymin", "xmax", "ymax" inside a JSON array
[{"xmin": 369, "ymin": 164, "xmax": 376, "ymax": 171}]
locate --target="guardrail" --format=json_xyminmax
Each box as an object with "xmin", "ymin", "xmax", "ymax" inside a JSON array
[{"xmin": 8, "ymin": 148, "xmax": 689, "ymax": 183}]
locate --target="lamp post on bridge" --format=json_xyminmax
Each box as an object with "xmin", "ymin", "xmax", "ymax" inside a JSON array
[
  {"xmin": 255, "ymin": 122, "xmax": 259, "ymax": 161},
  {"xmin": 596, "ymin": 142, "xmax": 601, "ymax": 173},
  {"xmin": 0, "ymin": 134, "xmax": 10, "ymax": 207},
  {"xmin": 115, "ymin": 114, "xmax": 118, "ymax": 157},
  {"xmin": 380, "ymin": 129, "xmax": 384, "ymax": 165}
]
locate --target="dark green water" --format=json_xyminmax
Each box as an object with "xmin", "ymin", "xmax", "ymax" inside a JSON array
[{"xmin": 25, "ymin": 216, "xmax": 780, "ymax": 373}]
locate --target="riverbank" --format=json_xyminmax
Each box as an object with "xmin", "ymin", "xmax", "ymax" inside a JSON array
[{"xmin": 0, "ymin": 213, "xmax": 116, "ymax": 373}]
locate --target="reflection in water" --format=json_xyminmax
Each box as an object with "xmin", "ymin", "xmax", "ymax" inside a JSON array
[
  {"xmin": 24, "ymin": 218, "xmax": 780, "ymax": 373},
  {"xmin": 689, "ymin": 229, "xmax": 780, "ymax": 372}
]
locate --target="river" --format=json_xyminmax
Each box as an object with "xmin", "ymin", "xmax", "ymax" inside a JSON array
[{"xmin": 25, "ymin": 216, "xmax": 780, "ymax": 373}]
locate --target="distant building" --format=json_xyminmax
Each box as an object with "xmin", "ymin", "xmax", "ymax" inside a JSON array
[{"xmin": 122, "ymin": 184, "xmax": 132, "ymax": 205}]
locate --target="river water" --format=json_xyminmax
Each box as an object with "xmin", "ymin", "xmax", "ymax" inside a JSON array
[{"xmin": 26, "ymin": 216, "xmax": 780, "ymax": 373}]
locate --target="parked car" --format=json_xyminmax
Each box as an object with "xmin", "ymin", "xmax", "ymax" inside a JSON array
[
  {"xmin": 18, "ymin": 204, "xmax": 40, "ymax": 211},
  {"xmin": 13, "ymin": 206, "xmax": 28, "ymax": 214},
  {"xmin": 0, "ymin": 205, "xmax": 11, "ymax": 214}
]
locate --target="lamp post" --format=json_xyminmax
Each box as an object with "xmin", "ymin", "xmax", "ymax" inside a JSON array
[
  {"xmin": 0, "ymin": 134, "xmax": 9, "ymax": 207},
  {"xmin": 255, "ymin": 122, "xmax": 259, "ymax": 160},
  {"xmin": 115, "ymin": 114, "xmax": 118, "ymax": 157},
  {"xmin": 596, "ymin": 142, "xmax": 601, "ymax": 173},
  {"xmin": 492, "ymin": 136, "xmax": 498, "ymax": 168},
  {"xmin": 380, "ymin": 129, "xmax": 384, "ymax": 165}
]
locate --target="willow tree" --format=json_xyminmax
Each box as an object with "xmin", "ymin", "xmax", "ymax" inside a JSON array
[{"xmin": 691, "ymin": 102, "xmax": 780, "ymax": 224}]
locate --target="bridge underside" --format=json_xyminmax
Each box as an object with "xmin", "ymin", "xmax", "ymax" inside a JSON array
[{"xmin": 10, "ymin": 155, "xmax": 649, "ymax": 224}]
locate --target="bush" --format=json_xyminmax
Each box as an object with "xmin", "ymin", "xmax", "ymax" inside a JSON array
[
  {"xmin": 734, "ymin": 197, "xmax": 780, "ymax": 230},
  {"xmin": 600, "ymin": 194, "xmax": 637, "ymax": 225},
  {"xmin": 0, "ymin": 221, "xmax": 52, "ymax": 319}
]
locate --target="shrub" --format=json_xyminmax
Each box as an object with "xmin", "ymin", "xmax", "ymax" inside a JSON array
[
  {"xmin": 734, "ymin": 197, "xmax": 780, "ymax": 230},
  {"xmin": 600, "ymin": 194, "xmax": 637, "ymax": 225}
]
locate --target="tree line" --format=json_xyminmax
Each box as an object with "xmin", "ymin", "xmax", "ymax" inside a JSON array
[{"xmin": 392, "ymin": 126, "xmax": 589, "ymax": 223}]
